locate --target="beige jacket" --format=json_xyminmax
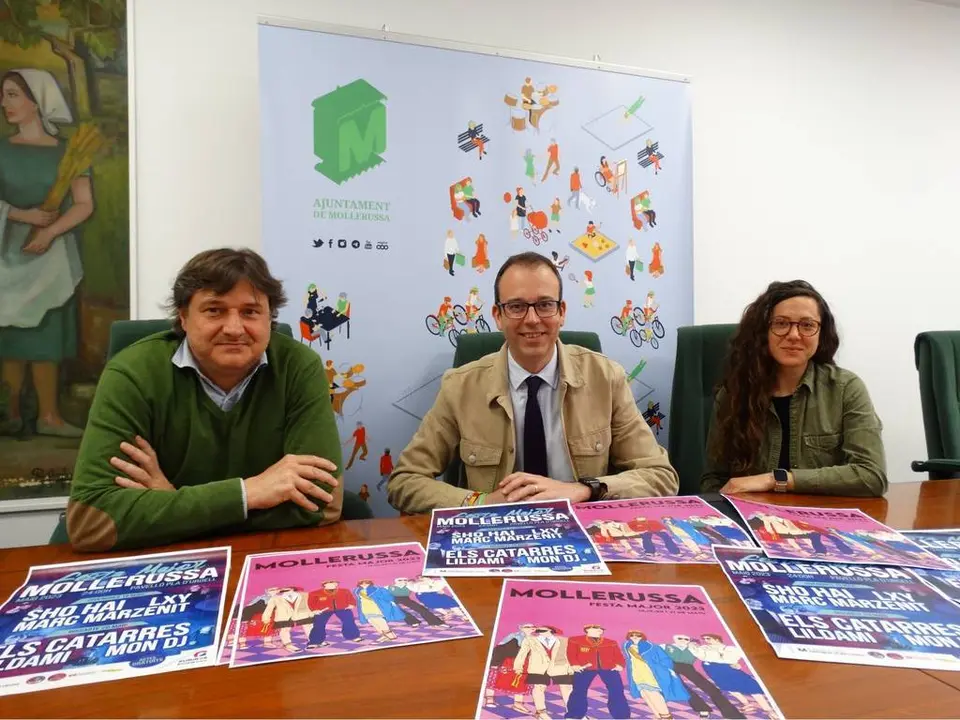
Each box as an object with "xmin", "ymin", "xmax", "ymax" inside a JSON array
[
  {"xmin": 388, "ymin": 342, "xmax": 678, "ymax": 514},
  {"xmin": 515, "ymin": 635, "xmax": 573, "ymax": 676},
  {"xmin": 262, "ymin": 592, "xmax": 312, "ymax": 623}
]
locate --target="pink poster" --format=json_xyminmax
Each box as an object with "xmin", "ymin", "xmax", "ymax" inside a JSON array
[
  {"xmin": 229, "ymin": 542, "xmax": 480, "ymax": 668},
  {"xmin": 725, "ymin": 496, "xmax": 952, "ymax": 570},
  {"xmin": 216, "ymin": 556, "xmax": 248, "ymax": 666},
  {"xmin": 477, "ymin": 580, "xmax": 781, "ymax": 720},
  {"xmin": 573, "ymin": 497, "xmax": 755, "ymax": 564}
]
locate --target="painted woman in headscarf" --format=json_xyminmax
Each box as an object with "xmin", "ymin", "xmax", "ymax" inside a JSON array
[{"xmin": 0, "ymin": 69, "xmax": 93, "ymax": 437}]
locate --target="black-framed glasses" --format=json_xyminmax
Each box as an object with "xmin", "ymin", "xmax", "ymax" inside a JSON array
[
  {"xmin": 498, "ymin": 299, "xmax": 561, "ymax": 319},
  {"xmin": 770, "ymin": 317, "xmax": 821, "ymax": 337}
]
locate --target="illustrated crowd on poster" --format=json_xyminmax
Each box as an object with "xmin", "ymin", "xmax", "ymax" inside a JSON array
[{"xmin": 573, "ymin": 497, "xmax": 755, "ymax": 563}]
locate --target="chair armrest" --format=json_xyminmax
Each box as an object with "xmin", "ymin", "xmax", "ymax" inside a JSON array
[{"xmin": 911, "ymin": 459, "xmax": 960, "ymax": 478}]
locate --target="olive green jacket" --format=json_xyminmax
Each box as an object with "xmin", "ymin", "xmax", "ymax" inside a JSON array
[{"xmin": 701, "ymin": 363, "xmax": 887, "ymax": 497}]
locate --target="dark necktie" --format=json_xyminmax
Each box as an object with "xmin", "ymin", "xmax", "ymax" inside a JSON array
[{"xmin": 523, "ymin": 375, "xmax": 548, "ymax": 477}]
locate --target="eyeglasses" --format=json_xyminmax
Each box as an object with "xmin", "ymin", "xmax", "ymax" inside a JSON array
[
  {"xmin": 498, "ymin": 300, "xmax": 561, "ymax": 319},
  {"xmin": 769, "ymin": 318, "xmax": 821, "ymax": 337}
]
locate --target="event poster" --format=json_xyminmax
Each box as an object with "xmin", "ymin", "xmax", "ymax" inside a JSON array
[
  {"xmin": 573, "ymin": 496, "xmax": 754, "ymax": 563},
  {"xmin": 477, "ymin": 579, "xmax": 781, "ymax": 720},
  {"xmin": 715, "ymin": 545, "xmax": 960, "ymax": 671},
  {"xmin": 725, "ymin": 496, "xmax": 952, "ymax": 570},
  {"xmin": 0, "ymin": 547, "xmax": 230, "ymax": 696},
  {"xmin": 216, "ymin": 556, "xmax": 250, "ymax": 666},
  {"xmin": 425, "ymin": 500, "xmax": 609, "ymax": 577},
  {"xmin": 902, "ymin": 529, "xmax": 960, "ymax": 607},
  {"xmin": 229, "ymin": 542, "xmax": 480, "ymax": 668}
]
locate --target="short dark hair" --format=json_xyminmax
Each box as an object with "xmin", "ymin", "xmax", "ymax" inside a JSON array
[
  {"xmin": 166, "ymin": 248, "xmax": 287, "ymax": 336},
  {"xmin": 493, "ymin": 252, "xmax": 563, "ymax": 304}
]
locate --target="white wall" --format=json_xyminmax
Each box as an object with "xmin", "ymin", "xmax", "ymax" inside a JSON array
[{"xmin": 132, "ymin": 0, "xmax": 960, "ymax": 484}]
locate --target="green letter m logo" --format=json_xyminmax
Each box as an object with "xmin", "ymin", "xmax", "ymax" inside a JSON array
[{"xmin": 312, "ymin": 79, "xmax": 387, "ymax": 185}]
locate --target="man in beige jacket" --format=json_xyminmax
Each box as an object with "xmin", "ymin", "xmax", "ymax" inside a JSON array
[{"xmin": 388, "ymin": 252, "xmax": 678, "ymax": 514}]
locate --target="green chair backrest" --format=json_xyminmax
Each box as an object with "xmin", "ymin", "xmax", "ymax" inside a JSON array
[
  {"xmin": 668, "ymin": 323, "xmax": 738, "ymax": 495},
  {"xmin": 914, "ymin": 332, "xmax": 960, "ymax": 462},
  {"xmin": 445, "ymin": 331, "xmax": 602, "ymax": 486},
  {"xmin": 107, "ymin": 320, "xmax": 293, "ymax": 359},
  {"xmin": 452, "ymin": 331, "xmax": 602, "ymax": 368}
]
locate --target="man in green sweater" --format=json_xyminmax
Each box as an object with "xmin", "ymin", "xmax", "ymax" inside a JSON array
[{"xmin": 68, "ymin": 248, "xmax": 343, "ymax": 551}]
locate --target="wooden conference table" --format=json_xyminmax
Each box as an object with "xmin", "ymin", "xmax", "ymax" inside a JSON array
[{"xmin": 2, "ymin": 480, "xmax": 960, "ymax": 719}]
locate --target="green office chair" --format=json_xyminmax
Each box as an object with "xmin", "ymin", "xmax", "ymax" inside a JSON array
[
  {"xmin": 444, "ymin": 331, "xmax": 602, "ymax": 486},
  {"xmin": 912, "ymin": 332, "xmax": 960, "ymax": 479},
  {"xmin": 50, "ymin": 319, "xmax": 368, "ymax": 544},
  {"xmin": 667, "ymin": 323, "xmax": 738, "ymax": 495}
]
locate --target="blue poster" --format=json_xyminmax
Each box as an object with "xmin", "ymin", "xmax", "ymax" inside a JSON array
[
  {"xmin": 259, "ymin": 22, "xmax": 693, "ymax": 518},
  {"xmin": 0, "ymin": 547, "xmax": 230, "ymax": 696},
  {"xmin": 903, "ymin": 529, "xmax": 960, "ymax": 607},
  {"xmin": 715, "ymin": 545, "xmax": 960, "ymax": 671},
  {"xmin": 424, "ymin": 499, "xmax": 609, "ymax": 576}
]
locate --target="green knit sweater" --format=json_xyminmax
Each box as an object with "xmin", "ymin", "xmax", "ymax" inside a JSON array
[{"xmin": 67, "ymin": 331, "xmax": 343, "ymax": 551}]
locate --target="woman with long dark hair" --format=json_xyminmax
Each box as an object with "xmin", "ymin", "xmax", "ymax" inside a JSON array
[{"xmin": 701, "ymin": 280, "xmax": 886, "ymax": 497}]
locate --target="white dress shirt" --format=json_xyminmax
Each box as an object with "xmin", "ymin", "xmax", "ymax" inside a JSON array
[{"xmin": 507, "ymin": 345, "xmax": 575, "ymax": 482}]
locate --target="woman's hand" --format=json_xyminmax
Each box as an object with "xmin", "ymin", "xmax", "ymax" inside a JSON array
[
  {"xmin": 10, "ymin": 207, "xmax": 58, "ymax": 227},
  {"xmin": 22, "ymin": 228, "xmax": 57, "ymax": 255}
]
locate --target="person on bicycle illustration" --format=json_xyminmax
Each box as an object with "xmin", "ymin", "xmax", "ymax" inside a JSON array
[
  {"xmin": 437, "ymin": 296, "xmax": 454, "ymax": 332},
  {"xmin": 465, "ymin": 287, "xmax": 483, "ymax": 323},
  {"xmin": 620, "ymin": 299, "xmax": 635, "ymax": 330},
  {"xmin": 642, "ymin": 291, "xmax": 659, "ymax": 323}
]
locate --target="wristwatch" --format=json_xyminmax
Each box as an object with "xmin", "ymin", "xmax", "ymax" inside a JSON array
[
  {"xmin": 773, "ymin": 469, "xmax": 789, "ymax": 493},
  {"xmin": 577, "ymin": 477, "xmax": 608, "ymax": 502}
]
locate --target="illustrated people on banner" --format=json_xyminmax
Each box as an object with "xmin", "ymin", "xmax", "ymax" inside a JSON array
[
  {"xmin": 690, "ymin": 634, "xmax": 778, "ymax": 717},
  {"xmin": 466, "ymin": 286, "xmax": 483, "ymax": 325},
  {"xmin": 468, "ymin": 121, "xmax": 487, "ymax": 159},
  {"xmin": 306, "ymin": 283, "xmax": 323, "ymax": 315},
  {"xmin": 353, "ymin": 579, "xmax": 404, "ymax": 642},
  {"xmin": 377, "ymin": 448, "xmax": 393, "ymax": 491},
  {"xmin": 790, "ymin": 518, "xmax": 855, "ymax": 556},
  {"xmin": 472, "ymin": 233, "xmax": 490, "ymax": 273},
  {"xmin": 586, "ymin": 220, "xmax": 597, "ymax": 239},
  {"xmin": 620, "ymin": 299, "xmax": 634, "ymax": 330},
  {"xmin": 515, "ymin": 625, "xmax": 573, "ymax": 717},
  {"xmin": 623, "ymin": 630, "xmax": 683, "ymax": 719},
  {"xmin": 567, "ymin": 166, "xmax": 581, "ymax": 208},
  {"xmin": 541, "ymin": 138, "xmax": 560, "ymax": 182},
  {"xmin": 645, "ymin": 138, "xmax": 662, "ymax": 174},
  {"xmin": 343, "ymin": 420, "xmax": 368, "ymax": 470},
  {"xmin": 642, "ymin": 290, "xmax": 659, "ymax": 322},
  {"xmin": 663, "ymin": 516, "xmax": 713, "ymax": 560},
  {"xmin": 549, "ymin": 197, "xmax": 561, "ymax": 232},
  {"xmin": 515, "ymin": 187, "xmax": 528, "ymax": 229},
  {"xmin": 358, "ymin": 483, "xmax": 370, "ymax": 503},
  {"xmin": 0, "ymin": 69, "xmax": 95, "ymax": 439},
  {"xmin": 582, "ymin": 270, "xmax": 595, "ymax": 308},
  {"xmin": 599, "ymin": 155, "xmax": 618, "ymax": 194},
  {"xmin": 306, "ymin": 580, "xmax": 362, "ymax": 648},
  {"xmin": 566, "ymin": 625, "xmax": 631, "ymax": 720},
  {"xmin": 437, "ymin": 296, "xmax": 454, "ymax": 334},
  {"xmin": 689, "ymin": 515, "xmax": 740, "ymax": 545},
  {"xmin": 386, "ymin": 577, "xmax": 446, "ymax": 628},
  {"xmin": 550, "ymin": 251, "xmax": 569, "ymax": 272},
  {"xmin": 625, "ymin": 239, "xmax": 640, "ymax": 281},
  {"xmin": 650, "ymin": 241, "xmax": 665, "ymax": 278},
  {"xmin": 335, "ymin": 291, "xmax": 350, "ymax": 317},
  {"xmin": 510, "ymin": 207, "xmax": 520, "ymax": 236},
  {"xmin": 523, "ymin": 149, "xmax": 537, "ymax": 186},
  {"xmin": 635, "ymin": 191, "xmax": 657, "ymax": 228},
  {"xmin": 483, "ymin": 624, "xmax": 535, "ymax": 714},
  {"xmin": 262, "ymin": 586, "xmax": 312, "ymax": 652},
  {"xmin": 444, "ymin": 230, "xmax": 459, "ymax": 276},
  {"xmin": 663, "ymin": 634, "xmax": 746, "ymax": 719},
  {"xmin": 463, "ymin": 180, "xmax": 482, "ymax": 217}
]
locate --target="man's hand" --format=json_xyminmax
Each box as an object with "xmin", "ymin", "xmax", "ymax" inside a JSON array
[
  {"xmin": 111, "ymin": 436, "xmax": 175, "ymax": 491},
  {"xmin": 497, "ymin": 473, "xmax": 590, "ymax": 504},
  {"xmin": 720, "ymin": 473, "xmax": 775, "ymax": 494},
  {"xmin": 244, "ymin": 454, "xmax": 339, "ymax": 513}
]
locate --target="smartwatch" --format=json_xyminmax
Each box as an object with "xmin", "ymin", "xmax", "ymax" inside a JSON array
[
  {"xmin": 577, "ymin": 477, "xmax": 608, "ymax": 502},
  {"xmin": 773, "ymin": 469, "xmax": 789, "ymax": 493}
]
